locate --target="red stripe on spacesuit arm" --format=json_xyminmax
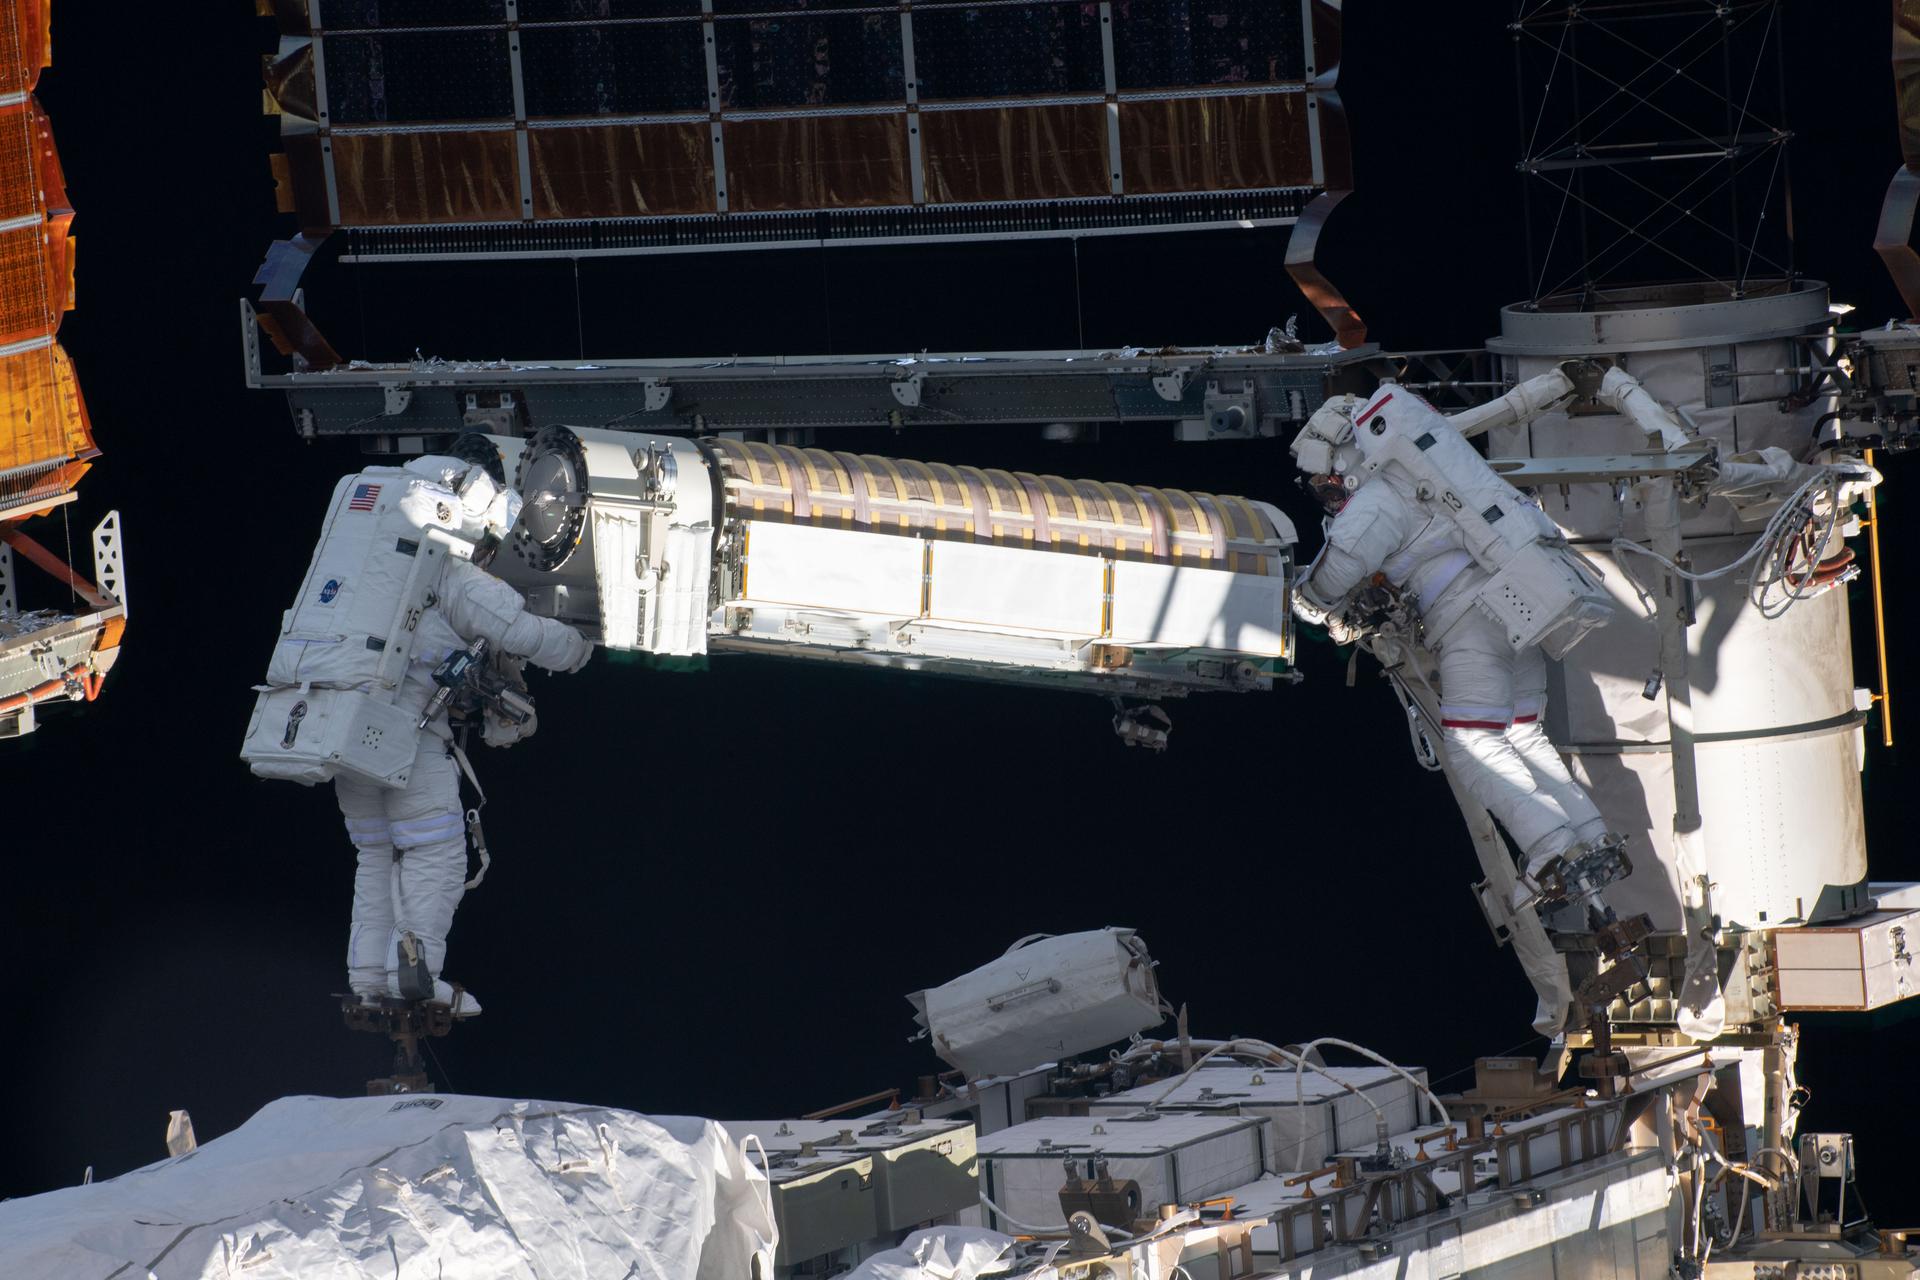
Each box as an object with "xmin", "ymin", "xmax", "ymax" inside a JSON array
[{"xmin": 1356, "ymin": 391, "xmax": 1394, "ymax": 425}]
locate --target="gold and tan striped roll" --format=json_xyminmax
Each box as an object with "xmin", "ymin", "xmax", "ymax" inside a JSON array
[{"xmin": 706, "ymin": 439, "xmax": 1289, "ymax": 577}]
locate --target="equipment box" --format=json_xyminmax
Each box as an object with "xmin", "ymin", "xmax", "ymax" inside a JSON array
[
  {"xmin": 977, "ymin": 1113, "xmax": 1268, "ymax": 1232},
  {"xmin": 728, "ymin": 1116, "xmax": 977, "ymax": 1235},
  {"xmin": 1775, "ymin": 900, "xmax": 1920, "ymax": 1012},
  {"xmin": 1088, "ymin": 1064, "xmax": 1426, "ymax": 1173}
]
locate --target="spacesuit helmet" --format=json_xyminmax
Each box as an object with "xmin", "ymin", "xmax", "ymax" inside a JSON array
[
  {"xmin": 448, "ymin": 430, "xmax": 508, "ymax": 487},
  {"xmin": 1290, "ymin": 395, "xmax": 1364, "ymax": 477},
  {"xmin": 1290, "ymin": 395, "xmax": 1366, "ymax": 511},
  {"xmin": 456, "ymin": 466, "xmax": 523, "ymax": 548}
]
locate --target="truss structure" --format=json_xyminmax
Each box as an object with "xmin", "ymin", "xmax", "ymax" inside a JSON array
[{"xmin": 1511, "ymin": 0, "xmax": 1796, "ymax": 306}]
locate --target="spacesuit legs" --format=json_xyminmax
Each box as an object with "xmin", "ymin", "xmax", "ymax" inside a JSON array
[
  {"xmin": 1434, "ymin": 609, "xmax": 1584, "ymax": 864},
  {"xmin": 338, "ymin": 797, "xmax": 397, "ymax": 1000},
  {"xmin": 336, "ymin": 733, "xmax": 478, "ymax": 1012},
  {"xmin": 1509, "ymin": 647, "xmax": 1610, "ymax": 847}
]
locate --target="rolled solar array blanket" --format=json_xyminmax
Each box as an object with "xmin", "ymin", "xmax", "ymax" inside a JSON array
[{"xmin": 491, "ymin": 426, "xmax": 1296, "ymax": 696}]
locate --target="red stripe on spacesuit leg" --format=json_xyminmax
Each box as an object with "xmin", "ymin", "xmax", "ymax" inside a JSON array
[
  {"xmin": 1442, "ymin": 719, "xmax": 1512, "ymax": 730},
  {"xmin": 1513, "ymin": 713, "xmax": 1539, "ymax": 724}
]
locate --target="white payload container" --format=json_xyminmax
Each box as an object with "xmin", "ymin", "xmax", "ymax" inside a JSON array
[
  {"xmin": 977, "ymin": 1113, "xmax": 1268, "ymax": 1232},
  {"xmin": 1087, "ymin": 1063, "xmax": 1427, "ymax": 1173},
  {"xmin": 908, "ymin": 929, "xmax": 1165, "ymax": 1080}
]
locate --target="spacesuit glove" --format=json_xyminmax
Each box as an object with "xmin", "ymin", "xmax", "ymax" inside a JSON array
[
  {"xmin": 483, "ymin": 704, "xmax": 538, "ymax": 747},
  {"xmin": 1290, "ymin": 593, "xmax": 1331, "ymax": 627},
  {"xmin": 563, "ymin": 630, "xmax": 593, "ymax": 674},
  {"xmin": 1324, "ymin": 614, "xmax": 1357, "ymax": 646}
]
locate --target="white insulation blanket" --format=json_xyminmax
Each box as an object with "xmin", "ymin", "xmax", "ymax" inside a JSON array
[{"xmin": 0, "ymin": 1094, "xmax": 777, "ymax": 1279}]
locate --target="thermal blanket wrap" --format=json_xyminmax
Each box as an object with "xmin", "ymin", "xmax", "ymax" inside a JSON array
[{"xmin": 0, "ymin": 1094, "xmax": 777, "ymax": 1279}]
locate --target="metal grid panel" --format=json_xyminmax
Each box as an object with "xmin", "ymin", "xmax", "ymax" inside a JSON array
[
  {"xmin": 324, "ymin": 29, "xmax": 514, "ymax": 123},
  {"xmin": 320, "ymin": 0, "xmax": 508, "ymax": 25},
  {"xmin": 911, "ymin": 2, "xmax": 1105, "ymax": 101},
  {"xmin": 518, "ymin": 0, "xmax": 701, "ymax": 16},
  {"xmin": 713, "ymin": 10, "xmax": 905, "ymax": 109},
  {"xmin": 520, "ymin": 22, "xmax": 707, "ymax": 116},
  {"xmin": 1112, "ymin": 0, "xmax": 1306, "ymax": 89},
  {"xmin": 271, "ymin": 0, "xmax": 1326, "ymax": 250}
]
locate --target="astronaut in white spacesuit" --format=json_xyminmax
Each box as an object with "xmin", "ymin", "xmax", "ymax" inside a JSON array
[
  {"xmin": 245, "ymin": 448, "xmax": 590, "ymax": 1016},
  {"xmin": 341, "ymin": 457, "xmax": 589, "ymax": 1015},
  {"xmin": 1290, "ymin": 391, "xmax": 1613, "ymax": 903}
]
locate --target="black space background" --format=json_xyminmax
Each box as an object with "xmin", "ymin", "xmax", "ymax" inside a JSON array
[{"xmin": 3, "ymin": 2, "xmax": 1918, "ymax": 1215}]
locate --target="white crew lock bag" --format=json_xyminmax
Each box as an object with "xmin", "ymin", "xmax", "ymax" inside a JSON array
[{"xmin": 907, "ymin": 928, "xmax": 1167, "ymax": 1079}]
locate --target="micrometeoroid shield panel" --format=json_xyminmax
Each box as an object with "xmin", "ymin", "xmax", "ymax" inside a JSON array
[
  {"xmin": 262, "ymin": 1, "xmax": 1329, "ymax": 255},
  {"xmin": 488, "ymin": 426, "xmax": 1295, "ymax": 696}
]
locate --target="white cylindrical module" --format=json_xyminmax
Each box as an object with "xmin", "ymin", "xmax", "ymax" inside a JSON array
[
  {"xmin": 1486, "ymin": 282, "xmax": 1870, "ymax": 929},
  {"xmin": 491, "ymin": 427, "xmax": 1297, "ymax": 698}
]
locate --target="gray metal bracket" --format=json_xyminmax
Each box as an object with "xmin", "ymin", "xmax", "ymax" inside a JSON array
[{"xmin": 1487, "ymin": 444, "xmax": 1716, "ymax": 488}]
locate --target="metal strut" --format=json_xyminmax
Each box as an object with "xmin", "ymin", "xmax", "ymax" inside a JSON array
[{"xmin": 341, "ymin": 997, "xmax": 457, "ymax": 1095}]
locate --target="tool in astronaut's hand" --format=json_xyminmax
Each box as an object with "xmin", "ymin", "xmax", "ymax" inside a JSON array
[{"xmin": 418, "ymin": 636, "xmax": 536, "ymax": 730}]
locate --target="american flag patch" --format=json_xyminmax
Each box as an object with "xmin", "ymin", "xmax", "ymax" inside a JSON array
[{"xmin": 347, "ymin": 483, "xmax": 381, "ymax": 512}]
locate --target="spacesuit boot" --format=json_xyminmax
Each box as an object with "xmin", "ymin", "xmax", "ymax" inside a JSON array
[
  {"xmin": 431, "ymin": 979, "xmax": 483, "ymax": 1018},
  {"xmin": 1512, "ymin": 832, "xmax": 1630, "ymax": 913},
  {"xmin": 388, "ymin": 935, "xmax": 483, "ymax": 1016}
]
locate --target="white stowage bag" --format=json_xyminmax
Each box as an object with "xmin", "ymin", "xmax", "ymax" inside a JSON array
[
  {"xmin": 908, "ymin": 928, "xmax": 1165, "ymax": 1079},
  {"xmin": 847, "ymin": 1227, "xmax": 1018, "ymax": 1280},
  {"xmin": 0, "ymin": 1095, "xmax": 777, "ymax": 1280}
]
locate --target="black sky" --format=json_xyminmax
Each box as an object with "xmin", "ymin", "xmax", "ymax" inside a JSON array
[{"xmin": 2, "ymin": 2, "xmax": 1916, "ymax": 1209}]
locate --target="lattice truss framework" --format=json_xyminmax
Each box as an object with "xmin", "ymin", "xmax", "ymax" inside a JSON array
[{"xmin": 1512, "ymin": 0, "xmax": 1796, "ymax": 304}]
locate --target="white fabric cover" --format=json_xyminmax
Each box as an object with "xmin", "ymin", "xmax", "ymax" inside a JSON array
[
  {"xmin": 0, "ymin": 1095, "xmax": 776, "ymax": 1280},
  {"xmin": 908, "ymin": 929, "xmax": 1163, "ymax": 1079},
  {"xmin": 846, "ymin": 1227, "xmax": 1017, "ymax": 1280}
]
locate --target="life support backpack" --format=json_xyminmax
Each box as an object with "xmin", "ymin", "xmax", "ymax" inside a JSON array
[
  {"xmin": 240, "ymin": 467, "xmax": 473, "ymax": 788},
  {"xmin": 1350, "ymin": 384, "xmax": 1614, "ymax": 658}
]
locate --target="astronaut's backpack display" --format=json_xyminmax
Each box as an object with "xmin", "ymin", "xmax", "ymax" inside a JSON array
[
  {"xmin": 241, "ymin": 468, "xmax": 467, "ymax": 788},
  {"xmin": 1352, "ymin": 385, "xmax": 1614, "ymax": 658}
]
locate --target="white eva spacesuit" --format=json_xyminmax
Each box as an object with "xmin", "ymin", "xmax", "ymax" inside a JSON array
[
  {"xmin": 241, "ymin": 453, "xmax": 591, "ymax": 1013},
  {"xmin": 1291, "ymin": 386, "xmax": 1615, "ymax": 891}
]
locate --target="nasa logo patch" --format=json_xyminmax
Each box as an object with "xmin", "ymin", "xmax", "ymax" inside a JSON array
[
  {"xmin": 319, "ymin": 578, "xmax": 343, "ymax": 604},
  {"xmin": 281, "ymin": 699, "xmax": 308, "ymax": 749}
]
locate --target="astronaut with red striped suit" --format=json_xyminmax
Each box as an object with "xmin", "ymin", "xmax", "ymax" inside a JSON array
[{"xmin": 1290, "ymin": 389, "xmax": 1612, "ymax": 902}]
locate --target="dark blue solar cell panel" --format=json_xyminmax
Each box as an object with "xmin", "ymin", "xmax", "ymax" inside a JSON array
[
  {"xmin": 319, "ymin": 0, "xmax": 506, "ymax": 27},
  {"xmin": 518, "ymin": 0, "xmax": 702, "ymax": 18},
  {"xmin": 714, "ymin": 0, "xmax": 889, "ymax": 13},
  {"xmin": 912, "ymin": 3, "xmax": 1105, "ymax": 101},
  {"xmin": 324, "ymin": 29, "xmax": 515, "ymax": 122},
  {"xmin": 714, "ymin": 12, "xmax": 904, "ymax": 109},
  {"xmin": 1113, "ymin": 0, "xmax": 1307, "ymax": 89},
  {"xmin": 521, "ymin": 21, "xmax": 709, "ymax": 115}
]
